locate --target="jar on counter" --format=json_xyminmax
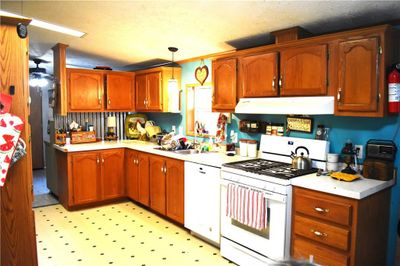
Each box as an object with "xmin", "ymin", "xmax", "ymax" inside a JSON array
[
  {"xmin": 277, "ymin": 123, "xmax": 284, "ymax": 136},
  {"xmin": 239, "ymin": 139, "xmax": 248, "ymax": 157},
  {"xmin": 266, "ymin": 123, "xmax": 272, "ymax": 135},
  {"xmin": 247, "ymin": 140, "xmax": 257, "ymax": 158}
]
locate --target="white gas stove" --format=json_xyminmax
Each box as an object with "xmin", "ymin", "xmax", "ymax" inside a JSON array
[{"xmin": 220, "ymin": 135, "xmax": 329, "ymax": 265}]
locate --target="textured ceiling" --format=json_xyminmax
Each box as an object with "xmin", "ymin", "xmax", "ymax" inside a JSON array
[{"xmin": 2, "ymin": 0, "xmax": 400, "ymax": 72}]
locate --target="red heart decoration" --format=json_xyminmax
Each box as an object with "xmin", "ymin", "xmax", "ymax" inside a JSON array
[
  {"xmin": 4, "ymin": 155, "xmax": 11, "ymax": 163},
  {"xmin": 0, "ymin": 119, "xmax": 6, "ymax": 127},
  {"xmin": 9, "ymin": 121, "xmax": 14, "ymax": 126},
  {"xmin": 195, "ymin": 65, "xmax": 209, "ymax": 86},
  {"xmin": 1, "ymin": 178, "xmax": 5, "ymax": 183}
]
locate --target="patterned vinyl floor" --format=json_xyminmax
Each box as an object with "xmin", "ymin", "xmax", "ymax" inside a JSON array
[{"xmin": 35, "ymin": 201, "xmax": 234, "ymax": 266}]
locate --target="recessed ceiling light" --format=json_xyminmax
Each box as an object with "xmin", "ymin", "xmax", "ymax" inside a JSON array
[{"xmin": 0, "ymin": 10, "xmax": 86, "ymax": 38}]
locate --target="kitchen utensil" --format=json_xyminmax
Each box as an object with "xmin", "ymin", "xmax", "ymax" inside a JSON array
[{"xmin": 291, "ymin": 146, "xmax": 312, "ymax": 170}]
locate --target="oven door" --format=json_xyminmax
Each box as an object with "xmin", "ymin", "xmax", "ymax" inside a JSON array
[{"xmin": 220, "ymin": 177, "xmax": 290, "ymax": 261}]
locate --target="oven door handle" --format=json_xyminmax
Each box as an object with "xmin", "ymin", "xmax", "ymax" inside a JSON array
[{"xmin": 221, "ymin": 179, "xmax": 287, "ymax": 204}]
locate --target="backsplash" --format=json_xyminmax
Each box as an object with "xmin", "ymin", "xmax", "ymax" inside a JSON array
[{"xmin": 55, "ymin": 112, "xmax": 128, "ymax": 140}]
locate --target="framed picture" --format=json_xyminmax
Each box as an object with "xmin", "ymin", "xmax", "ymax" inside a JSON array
[{"xmin": 286, "ymin": 116, "xmax": 313, "ymax": 133}]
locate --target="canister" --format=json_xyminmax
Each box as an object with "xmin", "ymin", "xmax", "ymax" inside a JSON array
[
  {"xmin": 247, "ymin": 140, "xmax": 257, "ymax": 158},
  {"xmin": 239, "ymin": 139, "xmax": 248, "ymax": 157}
]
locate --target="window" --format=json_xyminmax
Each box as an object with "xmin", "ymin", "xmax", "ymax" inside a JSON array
[{"xmin": 186, "ymin": 83, "xmax": 219, "ymax": 137}]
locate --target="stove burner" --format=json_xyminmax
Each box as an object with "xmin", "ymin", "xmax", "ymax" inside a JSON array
[{"xmin": 223, "ymin": 159, "xmax": 318, "ymax": 179}]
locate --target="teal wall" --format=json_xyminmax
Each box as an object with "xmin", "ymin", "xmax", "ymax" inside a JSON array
[{"xmin": 147, "ymin": 59, "xmax": 400, "ymax": 265}]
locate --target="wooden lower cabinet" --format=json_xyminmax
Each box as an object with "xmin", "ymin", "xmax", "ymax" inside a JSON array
[
  {"xmin": 291, "ymin": 187, "xmax": 390, "ymax": 266},
  {"xmin": 60, "ymin": 149, "xmax": 125, "ymax": 209},
  {"xmin": 149, "ymin": 155, "xmax": 166, "ymax": 214},
  {"xmin": 125, "ymin": 150, "xmax": 150, "ymax": 206},
  {"xmin": 148, "ymin": 155, "xmax": 184, "ymax": 224}
]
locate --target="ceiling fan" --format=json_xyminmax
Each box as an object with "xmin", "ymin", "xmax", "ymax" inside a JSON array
[{"xmin": 29, "ymin": 57, "xmax": 53, "ymax": 87}]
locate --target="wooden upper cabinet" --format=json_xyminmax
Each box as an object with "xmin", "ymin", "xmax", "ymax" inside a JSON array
[
  {"xmin": 239, "ymin": 52, "xmax": 278, "ymax": 97},
  {"xmin": 336, "ymin": 37, "xmax": 380, "ymax": 116},
  {"xmin": 70, "ymin": 151, "xmax": 101, "ymax": 205},
  {"xmin": 68, "ymin": 69, "xmax": 104, "ymax": 111},
  {"xmin": 101, "ymin": 149, "xmax": 124, "ymax": 200},
  {"xmin": 165, "ymin": 158, "xmax": 184, "ymax": 224},
  {"xmin": 135, "ymin": 74, "xmax": 147, "ymax": 110},
  {"xmin": 146, "ymin": 72, "xmax": 162, "ymax": 111},
  {"xmin": 135, "ymin": 67, "xmax": 181, "ymax": 112},
  {"xmin": 280, "ymin": 44, "xmax": 328, "ymax": 96},
  {"xmin": 106, "ymin": 72, "xmax": 135, "ymax": 111},
  {"xmin": 212, "ymin": 58, "xmax": 237, "ymax": 112}
]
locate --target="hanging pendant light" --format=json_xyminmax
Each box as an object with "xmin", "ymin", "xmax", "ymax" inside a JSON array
[{"xmin": 167, "ymin": 47, "xmax": 180, "ymax": 113}]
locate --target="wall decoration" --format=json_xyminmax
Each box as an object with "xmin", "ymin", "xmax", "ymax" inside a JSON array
[
  {"xmin": 286, "ymin": 116, "xmax": 313, "ymax": 133},
  {"xmin": 194, "ymin": 59, "xmax": 209, "ymax": 85}
]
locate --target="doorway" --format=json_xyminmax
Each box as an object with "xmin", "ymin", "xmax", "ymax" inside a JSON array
[{"xmin": 30, "ymin": 84, "xmax": 59, "ymax": 208}]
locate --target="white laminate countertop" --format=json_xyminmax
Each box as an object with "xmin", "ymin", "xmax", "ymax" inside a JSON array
[
  {"xmin": 53, "ymin": 140, "xmax": 246, "ymax": 168},
  {"xmin": 291, "ymin": 173, "xmax": 396, "ymax": 199}
]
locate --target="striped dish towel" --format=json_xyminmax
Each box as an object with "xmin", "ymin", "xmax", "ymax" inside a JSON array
[{"xmin": 226, "ymin": 183, "xmax": 267, "ymax": 231}]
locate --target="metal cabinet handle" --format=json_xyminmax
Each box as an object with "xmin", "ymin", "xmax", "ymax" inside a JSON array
[
  {"xmin": 101, "ymin": 158, "xmax": 104, "ymax": 163},
  {"xmin": 272, "ymin": 76, "xmax": 276, "ymax": 91},
  {"xmin": 311, "ymin": 229, "xmax": 327, "ymax": 237},
  {"xmin": 278, "ymin": 76, "xmax": 283, "ymax": 88},
  {"xmin": 337, "ymin": 88, "xmax": 342, "ymax": 101},
  {"xmin": 314, "ymin": 207, "xmax": 329, "ymax": 213},
  {"xmin": 108, "ymin": 99, "xmax": 111, "ymax": 105},
  {"xmin": 98, "ymin": 98, "xmax": 102, "ymax": 105},
  {"xmin": 97, "ymin": 157, "xmax": 100, "ymax": 164}
]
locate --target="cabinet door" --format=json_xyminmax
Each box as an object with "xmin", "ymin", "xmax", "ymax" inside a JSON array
[
  {"xmin": 137, "ymin": 152, "xmax": 150, "ymax": 206},
  {"xmin": 125, "ymin": 150, "xmax": 139, "ymax": 201},
  {"xmin": 101, "ymin": 149, "xmax": 124, "ymax": 200},
  {"xmin": 147, "ymin": 72, "xmax": 163, "ymax": 111},
  {"xmin": 106, "ymin": 72, "xmax": 135, "ymax": 111},
  {"xmin": 337, "ymin": 37, "xmax": 379, "ymax": 114},
  {"xmin": 212, "ymin": 58, "xmax": 237, "ymax": 112},
  {"xmin": 149, "ymin": 155, "xmax": 166, "ymax": 214},
  {"xmin": 165, "ymin": 158, "xmax": 184, "ymax": 224},
  {"xmin": 68, "ymin": 69, "xmax": 104, "ymax": 111},
  {"xmin": 135, "ymin": 74, "xmax": 147, "ymax": 111},
  {"xmin": 280, "ymin": 44, "xmax": 328, "ymax": 96},
  {"xmin": 70, "ymin": 152, "xmax": 100, "ymax": 205},
  {"xmin": 239, "ymin": 52, "xmax": 278, "ymax": 97}
]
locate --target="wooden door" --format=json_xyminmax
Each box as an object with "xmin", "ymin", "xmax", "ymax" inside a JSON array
[
  {"xmin": 101, "ymin": 149, "xmax": 124, "ymax": 200},
  {"xmin": 137, "ymin": 152, "xmax": 150, "ymax": 206},
  {"xmin": 165, "ymin": 158, "xmax": 184, "ymax": 224},
  {"xmin": 1, "ymin": 17, "xmax": 38, "ymax": 266},
  {"xmin": 212, "ymin": 58, "xmax": 237, "ymax": 112},
  {"xmin": 280, "ymin": 44, "xmax": 328, "ymax": 96},
  {"xmin": 106, "ymin": 72, "xmax": 135, "ymax": 111},
  {"xmin": 239, "ymin": 52, "xmax": 278, "ymax": 97},
  {"xmin": 337, "ymin": 37, "xmax": 379, "ymax": 114},
  {"xmin": 29, "ymin": 86, "xmax": 44, "ymax": 169},
  {"xmin": 67, "ymin": 69, "xmax": 104, "ymax": 111},
  {"xmin": 125, "ymin": 149, "xmax": 139, "ymax": 201},
  {"xmin": 149, "ymin": 155, "xmax": 166, "ymax": 214},
  {"xmin": 71, "ymin": 151, "xmax": 100, "ymax": 205},
  {"xmin": 146, "ymin": 72, "xmax": 162, "ymax": 111},
  {"xmin": 135, "ymin": 74, "xmax": 147, "ymax": 110}
]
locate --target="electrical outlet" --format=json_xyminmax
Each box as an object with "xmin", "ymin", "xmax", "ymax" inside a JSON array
[{"xmin": 355, "ymin": 145, "xmax": 363, "ymax": 159}]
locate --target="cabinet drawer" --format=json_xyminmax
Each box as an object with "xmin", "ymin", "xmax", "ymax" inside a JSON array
[
  {"xmin": 294, "ymin": 215, "xmax": 350, "ymax": 251},
  {"xmin": 294, "ymin": 192, "xmax": 352, "ymax": 226},
  {"xmin": 293, "ymin": 237, "xmax": 349, "ymax": 266}
]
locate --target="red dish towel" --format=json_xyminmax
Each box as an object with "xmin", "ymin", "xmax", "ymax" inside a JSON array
[{"xmin": 226, "ymin": 183, "xmax": 267, "ymax": 231}]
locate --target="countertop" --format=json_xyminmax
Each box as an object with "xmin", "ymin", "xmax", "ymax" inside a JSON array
[
  {"xmin": 291, "ymin": 173, "xmax": 395, "ymax": 199},
  {"xmin": 54, "ymin": 140, "xmax": 395, "ymax": 199},
  {"xmin": 53, "ymin": 140, "xmax": 246, "ymax": 168}
]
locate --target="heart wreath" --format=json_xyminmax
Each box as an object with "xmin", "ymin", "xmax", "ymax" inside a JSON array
[{"xmin": 194, "ymin": 60, "xmax": 209, "ymax": 85}]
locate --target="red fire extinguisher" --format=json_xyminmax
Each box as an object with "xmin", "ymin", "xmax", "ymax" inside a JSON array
[{"xmin": 388, "ymin": 63, "xmax": 400, "ymax": 113}]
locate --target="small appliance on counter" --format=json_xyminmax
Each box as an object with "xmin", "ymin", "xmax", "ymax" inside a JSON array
[
  {"xmin": 363, "ymin": 139, "xmax": 397, "ymax": 181},
  {"xmin": 340, "ymin": 140, "xmax": 357, "ymax": 174},
  {"xmin": 105, "ymin": 116, "xmax": 117, "ymax": 141}
]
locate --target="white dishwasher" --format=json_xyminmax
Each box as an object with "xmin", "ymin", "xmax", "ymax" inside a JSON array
[{"xmin": 184, "ymin": 161, "xmax": 221, "ymax": 245}]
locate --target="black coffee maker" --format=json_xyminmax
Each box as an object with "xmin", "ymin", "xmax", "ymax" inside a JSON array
[{"xmin": 341, "ymin": 140, "xmax": 357, "ymax": 174}]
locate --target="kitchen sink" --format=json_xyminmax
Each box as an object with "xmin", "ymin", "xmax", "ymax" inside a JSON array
[{"xmin": 153, "ymin": 147, "xmax": 216, "ymax": 155}]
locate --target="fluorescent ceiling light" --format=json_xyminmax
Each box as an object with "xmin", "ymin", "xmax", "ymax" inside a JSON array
[{"xmin": 0, "ymin": 10, "xmax": 85, "ymax": 37}]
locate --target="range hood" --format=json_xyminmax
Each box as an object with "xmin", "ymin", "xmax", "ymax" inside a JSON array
[{"xmin": 234, "ymin": 96, "xmax": 335, "ymax": 115}]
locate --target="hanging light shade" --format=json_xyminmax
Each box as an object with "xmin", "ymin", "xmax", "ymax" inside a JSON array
[{"xmin": 167, "ymin": 47, "xmax": 180, "ymax": 113}]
